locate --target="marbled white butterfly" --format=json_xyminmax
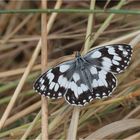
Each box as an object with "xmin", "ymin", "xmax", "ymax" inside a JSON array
[{"xmin": 33, "ymin": 44, "xmax": 132, "ymax": 106}]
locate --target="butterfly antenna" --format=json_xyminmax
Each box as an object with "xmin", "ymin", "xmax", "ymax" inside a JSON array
[
  {"xmin": 81, "ymin": 32, "xmax": 94, "ymax": 53},
  {"xmin": 85, "ymin": 32, "xmax": 94, "ymax": 43}
]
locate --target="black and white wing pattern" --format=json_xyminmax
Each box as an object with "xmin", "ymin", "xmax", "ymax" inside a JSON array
[
  {"xmin": 33, "ymin": 60, "xmax": 75, "ymax": 99},
  {"xmin": 65, "ymin": 66, "xmax": 117, "ymax": 106},
  {"xmin": 84, "ymin": 44, "xmax": 132, "ymax": 74}
]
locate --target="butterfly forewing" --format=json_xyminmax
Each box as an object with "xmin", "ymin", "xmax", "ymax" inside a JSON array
[
  {"xmin": 84, "ymin": 44, "xmax": 132, "ymax": 74},
  {"xmin": 33, "ymin": 60, "xmax": 75, "ymax": 99}
]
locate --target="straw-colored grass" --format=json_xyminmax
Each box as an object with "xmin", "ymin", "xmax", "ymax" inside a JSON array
[{"xmin": 0, "ymin": 1, "xmax": 140, "ymax": 140}]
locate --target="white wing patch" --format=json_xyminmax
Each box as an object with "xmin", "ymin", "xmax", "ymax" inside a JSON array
[
  {"xmin": 80, "ymin": 84, "xmax": 88, "ymax": 91},
  {"xmin": 54, "ymin": 83, "xmax": 59, "ymax": 92},
  {"xmin": 112, "ymin": 60, "xmax": 119, "ymax": 65},
  {"xmin": 73, "ymin": 73, "xmax": 80, "ymax": 82},
  {"xmin": 118, "ymin": 45, "xmax": 123, "ymax": 51},
  {"xmin": 113, "ymin": 56, "xmax": 121, "ymax": 61},
  {"xmin": 98, "ymin": 70, "xmax": 108, "ymax": 87},
  {"xmin": 108, "ymin": 47, "xmax": 117, "ymax": 55},
  {"xmin": 102, "ymin": 57, "xmax": 112, "ymax": 71},
  {"xmin": 59, "ymin": 65, "xmax": 70, "ymax": 73},
  {"xmin": 58, "ymin": 75, "xmax": 69, "ymax": 87},
  {"xmin": 47, "ymin": 72, "xmax": 54, "ymax": 84},
  {"xmin": 90, "ymin": 67, "xmax": 98, "ymax": 74},
  {"xmin": 40, "ymin": 85, "xmax": 45, "ymax": 91},
  {"xmin": 92, "ymin": 79, "xmax": 98, "ymax": 88},
  {"xmin": 91, "ymin": 51, "xmax": 101, "ymax": 59},
  {"xmin": 49, "ymin": 82, "xmax": 55, "ymax": 90}
]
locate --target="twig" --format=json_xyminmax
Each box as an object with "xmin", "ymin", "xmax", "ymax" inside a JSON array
[
  {"xmin": 41, "ymin": 0, "xmax": 48, "ymax": 140},
  {"xmin": 67, "ymin": 107, "xmax": 80, "ymax": 140}
]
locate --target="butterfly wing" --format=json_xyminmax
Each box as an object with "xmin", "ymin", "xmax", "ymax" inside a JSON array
[
  {"xmin": 33, "ymin": 60, "xmax": 75, "ymax": 99},
  {"xmin": 83, "ymin": 44, "xmax": 133, "ymax": 74},
  {"xmin": 64, "ymin": 66, "xmax": 117, "ymax": 106}
]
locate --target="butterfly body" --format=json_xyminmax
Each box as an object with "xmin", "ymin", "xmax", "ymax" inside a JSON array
[{"xmin": 33, "ymin": 44, "xmax": 133, "ymax": 106}]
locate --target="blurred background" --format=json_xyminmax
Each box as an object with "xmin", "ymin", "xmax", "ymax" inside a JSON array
[{"xmin": 0, "ymin": 0, "xmax": 140, "ymax": 139}]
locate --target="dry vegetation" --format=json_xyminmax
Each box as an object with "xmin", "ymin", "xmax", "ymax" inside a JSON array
[{"xmin": 0, "ymin": 0, "xmax": 140, "ymax": 140}]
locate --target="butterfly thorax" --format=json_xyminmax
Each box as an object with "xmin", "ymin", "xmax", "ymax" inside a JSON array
[
  {"xmin": 75, "ymin": 52, "xmax": 86, "ymax": 70},
  {"xmin": 75, "ymin": 52, "xmax": 93, "ymax": 92}
]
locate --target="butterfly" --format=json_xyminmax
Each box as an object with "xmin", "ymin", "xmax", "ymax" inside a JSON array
[{"xmin": 33, "ymin": 44, "xmax": 133, "ymax": 106}]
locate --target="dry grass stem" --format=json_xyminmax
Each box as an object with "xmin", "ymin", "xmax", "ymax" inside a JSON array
[
  {"xmin": 4, "ymin": 101, "xmax": 41, "ymax": 127},
  {"xmin": 84, "ymin": 119, "xmax": 140, "ymax": 140},
  {"xmin": 41, "ymin": 0, "xmax": 48, "ymax": 139},
  {"xmin": 20, "ymin": 111, "xmax": 41, "ymax": 140}
]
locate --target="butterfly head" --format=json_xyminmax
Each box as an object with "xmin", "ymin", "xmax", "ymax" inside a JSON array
[{"xmin": 75, "ymin": 51, "xmax": 81, "ymax": 58}]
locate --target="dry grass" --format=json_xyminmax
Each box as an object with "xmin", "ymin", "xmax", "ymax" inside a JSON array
[{"xmin": 0, "ymin": 1, "xmax": 140, "ymax": 140}]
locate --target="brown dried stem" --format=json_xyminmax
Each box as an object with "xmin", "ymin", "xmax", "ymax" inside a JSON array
[{"xmin": 41, "ymin": 0, "xmax": 48, "ymax": 140}]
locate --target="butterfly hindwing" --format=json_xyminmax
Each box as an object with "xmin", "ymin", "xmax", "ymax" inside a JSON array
[
  {"xmin": 84, "ymin": 44, "xmax": 132, "ymax": 74},
  {"xmin": 65, "ymin": 66, "xmax": 117, "ymax": 106}
]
